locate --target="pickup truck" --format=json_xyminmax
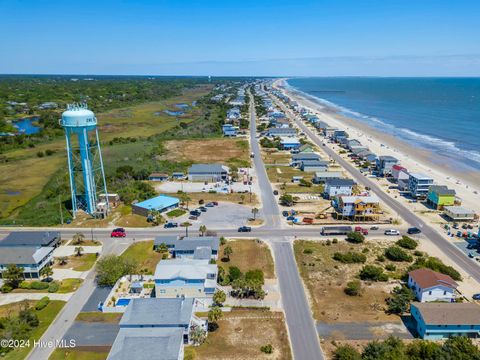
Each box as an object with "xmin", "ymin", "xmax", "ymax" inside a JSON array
[{"xmin": 354, "ymin": 226, "xmax": 369, "ymax": 235}]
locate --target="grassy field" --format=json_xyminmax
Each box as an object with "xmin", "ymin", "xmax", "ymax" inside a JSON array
[
  {"xmin": 293, "ymin": 240, "xmax": 409, "ymax": 324},
  {"xmin": 75, "ymin": 312, "xmax": 122, "ymax": 323},
  {"xmin": 190, "ymin": 309, "xmax": 291, "ymax": 360},
  {"xmin": 57, "ymin": 278, "xmax": 84, "ymax": 293},
  {"xmin": 53, "ymin": 253, "xmax": 97, "ymax": 272},
  {"xmin": 163, "ymin": 138, "xmax": 251, "ymax": 168},
  {"xmin": 120, "ymin": 240, "xmax": 162, "ymax": 274},
  {"xmin": 166, "ymin": 208, "xmax": 187, "ymax": 217},
  {"xmin": 50, "ymin": 348, "xmax": 109, "ymax": 360},
  {"xmin": 219, "ymin": 239, "xmax": 275, "ymax": 279},
  {"xmin": 3, "ymin": 300, "xmax": 66, "ymax": 360},
  {"xmin": 265, "ymin": 165, "xmax": 305, "ymax": 184}
]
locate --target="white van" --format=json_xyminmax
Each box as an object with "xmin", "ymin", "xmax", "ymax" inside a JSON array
[{"xmin": 384, "ymin": 229, "xmax": 400, "ymax": 236}]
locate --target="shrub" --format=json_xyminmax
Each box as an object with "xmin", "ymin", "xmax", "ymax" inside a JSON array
[
  {"xmin": 245, "ymin": 269, "xmax": 264, "ymax": 285},
  {"xmin": 228, "ymin": 266, "xmax": 242, "ymax": 282},
  {"xmin": 326, "ymin": 240, "xmax": 331, "ymax": 246},
  {"xmin": 260, "ymin": 344, "xmax": 273, "ymax": 354},
  {"xmin": 387, "ymin": 286, "xmax": 415, "ymax": 314},
  {"xmin": 1, "ymin": 284, "xmax": 13, "ymax": 293},
  {"xmin": 303, "ymin": 248, "xmax": 313, "ymax": 254},
  {"xmin": 334, "ymin": 344, "xmax": 361, "ymax": 360},
  {"xmin": 48, "ymin": 282, "xmax": 59, "ymax": 293},
  {"xmin": 19, "ymin": 281, "xmax": 32, "ymax": 289},
  {"xmin": 37, "ymin": 151, "xmax": 44, "ymax": 157},
  {"xmin": 385, "ymin": 264, "xmax": 396, "ymax": 271},
  {"xmin": 409, "ymin": 256, "xmax": 462, "ymax": 281},
  {"xmin": 396, "ymin": 236, "xmax": 418, "ymax": 250},
  {"xmin": 414, "ymin": 250, "xmax": 424, "ymax": 257},
  {"xmin": 346, "ymin": 231, "xmax": 364, "ymax": 244},
  {"xmin": 45, "ymin": 149, "xmax": 54, "ymax": 156},
  {"xmin": 359, "ymin": 265, "xmax": 388, "ymax": 281},
  {"xmin": 333, "ymin": 252, "xmax": 366, "ymax": 264},
  {"xmin": 35, "ymin": 296, "xmax": 50, "ymax": 310},
  {"xmin": 376, "ymin": 255, "xmax": 385, "ymax": 262},
  {"xmin": 30, "ymin": 281, "xmax": 50, "ymax": 290},
  {"xmin": 344, "ymin": 280, "xmax": 362, "ymax": 296},
  {"xmin": 332, "ymin": 238, "xmax": 338, "ymax": 244},
  {"xmin": 385, "ymin": 246, "xmax": 413, "ymax": 262}
]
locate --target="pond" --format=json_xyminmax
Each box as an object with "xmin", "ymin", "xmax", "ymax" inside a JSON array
[{"xmin": 13, "ymin": 117, "xmax": 41, "ymax": 135}]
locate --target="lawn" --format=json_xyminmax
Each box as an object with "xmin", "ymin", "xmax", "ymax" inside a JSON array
[
  {"xmin": 219, "ymin": 239, "xmax": 275, "ymax": 279},
  {"xmin": 120, "ymin": 240, "xmax": 163, "ymax": 274},
  {"xmin": 57, "ymin": 278, "xmax": 84, "ymax": 293},
  {"xmin": 265, "ymin": 165, "xmax": 305, "ymax": 184},
  {"xmin": 50, "ymin": 348, "xmax": 109, "ymax": 360},
  {"xmin": 293, "ymin": 240, "xmax": 409, "ymax": 324},
  {"xmin": 53, "ymin": 253, "xmax": 98, "ymax": 272},
  {"xmin": 166, "ymin": 208, "xmax": 187, "ymax": 218},
  {"xmin": 190, "ymin": 309, "xmax": 292, "ymax": 360},
  {"xmin": 75, "ymin": 312, "xmax": 122, "ymax": 323},
  {"xmin": 3, "ymin": 300, "xmax": 66, "ymax": 360},
  {"xmin": 163, "ymin": 138, "xmax": 251, "ymax": 168}
]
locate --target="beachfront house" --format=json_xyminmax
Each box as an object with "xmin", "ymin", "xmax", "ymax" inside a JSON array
[
  {"xmin": 397, "ymin": 169, "xmax": 411, "ymax": 191},
  {"xmin": 291, "ymin": 153, "xmax": 321, "ymax": 166},
  {"xmin": 300, "ymin": 160, "xmax": 329, "ymax": 172},
  {"xmin": 346, "ymin": 139, "xmax": 362, "ymax": 150},
  {"xmin": 376, "ymin": 155, "xmax": 399, "ymax": 177},
  {"xmin": 392, "ymin": 165, "xmax": 407, "ymax": 181},
  {"xmin": 280, "ymin": 136, "xmax": 301, "ymax": 150},
  {"xmin": 131, "ymin": 194, "xmax": 180, "ymax": 217},
  {"xmin": 267, "ymin": 127, "xmax": 296, "ymax": 138},
  {"xmin": 187, "ymin": 164, "xmax": 230, "ymax": 182},
  {"xmin": 324, "ymin": 178, "xmax": 355, "ymax": 199},
  {"xmin": 332, "ymin": 130, "xmax": 348, "ymax": 141},
  {"xmin": 443, "ymin": 206, "xmax": 476, "ymax": 221},
  {"xmin": 426, "ymin": 186, "xmax": 456, "ymax": 210},
  {"xmin": 408, "ymin": 268, "xmax": 457, "ymax": 302},
  {"xmin": 408, "ymin": 173, "xmax": 434, "ymax": 199},
  {"xmin": 148, "ymin": 173, "xmax": 169, "ymax": 182},
  {"xmin": 411, "ymin": 302, "xmax": 480, "ymax": 339},
  {"xmin": 323, "ymin": 127, "xmax": 337, "ymax": 138},
  {"xmin": 154, "ymin": 258, "xmax": 217, "ymax": 298},
  {"xmin": 313, "ymin": 171, "xmax": 343, "ymax": 184},
  {"xmin": 153, "ymin": 236, "xmax": 220, "ymax": 260},
  {"xmin": 333, "ymin": 195, "xmax": 380, "ymax": 221}
]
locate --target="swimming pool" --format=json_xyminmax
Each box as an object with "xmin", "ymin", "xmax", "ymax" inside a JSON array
[{"xmin": 116, "ymin": 298, "xmax": 131, "ymax": 306}]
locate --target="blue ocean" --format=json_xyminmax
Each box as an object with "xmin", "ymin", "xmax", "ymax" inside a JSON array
[{"xmin": 287, "ymin": 78, "xmax": 480, "ymax": 172}]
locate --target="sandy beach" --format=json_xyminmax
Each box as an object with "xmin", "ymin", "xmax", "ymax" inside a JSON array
[{"xmin": 274, "ymin": 79, "xmax": 480, "ymax": 215}]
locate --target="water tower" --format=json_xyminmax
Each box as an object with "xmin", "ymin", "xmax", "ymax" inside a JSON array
[{"xmin": 61, "ymin": 103, "xmax": 108, "ymax": 218}]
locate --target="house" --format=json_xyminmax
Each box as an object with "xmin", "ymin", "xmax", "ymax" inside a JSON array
[
  {"xmin": 0, "ymin": 246, "xmax": 54, "ymax": 279},
  {"xmin": 334, "ymin": 195, "xmax": 380, "ymax": 220},
  {"xmin": 357, "ymin": 151, "xmax": 377, "ymax": 163},
  {"xmin": 346, "ymin": 139, "xmax": 362, "ymax": 150},
  {"xmin": 376, "ymin": 156, "xmax": 399, "ymax": 176},
  {"xmin": 279, "ymin": 136, "xmax": 301, "ymax": 150},
  {"xmin": 332, "ymin": 130, "xmax": 348, "ymax": 141},
  {"xmin": 351, "ymin": 146, "xmax": 370, "ymax": 157},
  {"xmin": 408, "ymin": 173, "xmax": 434, "ymax": 199},
  {"xmin": 119, "ymin": 297, "xmax": 206, "ymax": 343},
  {"xmin": 148, "ymin": 173, "xmax": 169, "ymax": 182},
  {"xmin": 323, "ymin": 127, "xmax": 337, "ymax": 138},
  {"xmin": 443, "ymin": 206, "xmax": 476, "ymax": 221},
  {"xmin": 154, "ymin": 258, "xmax": 217, "ymax": 298},
  {"xmin": 187, "ymin": 164, "xmax": 230, "ymax": 182},
  {"xmin": 397, "ymin": 169, "xmax": 411, "ymax": 191},
  {"xmin": 266, "ymin": 127, "xmax": 296, "ymax": 137},
  {"xmin": 291, "ymin": 176, "xmax": 303, "ymax": 184},
  {"xmin": 300, "ymin": 160, "xmax": 329, "ymax": 172},
  {"xmin": 391, "ymin": 165, "xmax": 407, "ymax": 181},
  {"xmin": 0, "ymin": 231, "xmax": 61, "ymax": 248},
  {"xmin": 313, "ymin": 171, "xmax": 343, "ymax": 184},
  {"xmin": 222, "ymin": 124, "xmax": 238, "ymax": 137},
  {"xmin": 107, "ymin": 328, "xmax": 184, "ymax": 360},
  {"xmin": 153, "ymin": 236, "xmax": 220, "ymax": 259},
  {"xmin": 291, "ymin": 153, "xmax": 321, "ymax": 166},
  {"xmin": 426, "ymin": 185, "xmax": 456, "ymax": 209},
  {"xmin": 324, "ymin": 179, "xmax": 355, "ymax": 199},
  {"xmin": 171, "ymin": 172, "xmax": 185, "ymax": 180},
  {"xmin": 132, "ymin": 195, "xmax": 180, "ymax": 217},
  {"xmin": 411, "ymin": 302, "xmax": 480, "ymax": 339},
  {"xmin": 408, "ymin": 268, "xmax": 457, "ymax": 302}
]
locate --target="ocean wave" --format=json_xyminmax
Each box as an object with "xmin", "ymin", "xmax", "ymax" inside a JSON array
[{"xmin": 285, "ymin": 79, "xmax": 480, "ymax": 168}]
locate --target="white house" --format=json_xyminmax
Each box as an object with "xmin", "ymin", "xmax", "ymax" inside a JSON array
[
  {"xmin": 324, "ymin": 178, "xmax": 355, "ymax": 199},
  {"xmin": 408, "ymin": 172, "xmax": 434, "ymax": 198},
  {"xmin": 408, "ymin": 268, "xmax": 457, "ymax": 302}
]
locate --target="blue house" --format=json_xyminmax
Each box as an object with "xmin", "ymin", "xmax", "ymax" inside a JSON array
[
  {"xmin": 222, "ymin": 124, "xmax": 238, "ymax": 137},
  {"xmin": 280, "ymin": 136, "xmax": 301, "ymax": 150},
  {"xmin": 154, "ymin": 236, "xmax": 220, "ymax": 259},
  {"xmin": 411, "ymin": 302, "xmax": 480, "ymax": 339},
  {"xmin": 131, "ymin": 194, "xmax": 179, "ymax": 217}
]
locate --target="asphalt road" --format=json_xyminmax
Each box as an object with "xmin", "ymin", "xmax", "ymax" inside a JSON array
[{"xmin": 274, "ymin": 93, "xmax": 480, "ymax": 284}]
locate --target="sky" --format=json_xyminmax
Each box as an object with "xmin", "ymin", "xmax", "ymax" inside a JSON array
[{"xmin": 1, "ymin": 0, "xmax": 479, "ymax": 76}]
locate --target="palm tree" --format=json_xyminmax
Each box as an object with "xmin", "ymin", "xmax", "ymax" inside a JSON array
[
  {"xmin": 240, "ymin": 194, "xmax": 245, "ymax": 204},
  {"xmin": 58, "ymin": 256, "xmax": 68, "ymax": 266},
  {"xmin": 199, "ymin": 225, "xmax": 207, "ymax": 236},
  {"xmin": 223, "ymin": 245, "xmax": 233, "ymax": 261},
  {"xmin": 179, "ymin": 192, "xmax": 192, "ymax": 210},
  {"xmin": 72, "ymin": 232, "xmax": 85, "ymax": 245},
  {"xmin": 40, "ymin": 265, "xmax": 53, "ymax": 281},
  {"xmin": 180, "ymin": 222, "xmax": 192, "ymax": 237},
  {"xmin": 74, "ymin": 246, "xmax": 84, "ymax": 257},
  {"xmin": 208, "ymin": 306, "xmax": 223, "ymax": 324},
  {"xmin": 251, "ymin": 207, "xmax": 259, "ymax": 220}
]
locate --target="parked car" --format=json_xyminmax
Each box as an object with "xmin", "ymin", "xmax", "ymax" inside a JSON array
[
  {"xmin": 282, "ymin": 211, "xmax": 289, "ymax": 217},
  {"xmin": 111, "ymin": 228, "xmax": 126, "ymax": 238},
  {"xmin": 473, "ymin": 293, "xmax": 480, "ymax": 300},
  {"xmin": 190, "ymin": 210, "xmax": 201, "ymax": 216},
  {"xmin": 188, "ymin": 215, "xmax": 198, "ymax": 220},
  {"xmin": 238, "ymin": 226, "xmax": 252, "ymax": 232},
  {"xmin": 286, "ymin": 216, "xmax": 296, "ymax": 221},
  {"xmin": 205, "ymin": 202, "xmax": 215, "ymax": 207},
  {"xmin": 164, "ymin": 222, "xmax": 178, "ymax": 228},
  {"xmin": 354, "ymin": 226, "xmax": 369, "ymax": 235},
  {"xmin": 370, "ymin": 225, "xmax": 379, "ymax": 230},
  {"xmin": 212, "ymin": 201, "xmax": 219, "ymax": 206},
  {"xmin": 198, "ymin": 207, "xmax": 207, "ymax": 212},
  {"xmin": 407, "ymin": 227, "xmax": 421, "ymax": 235},
  {"xmin": 273, "ymin": 190, "xmax": 279, "ymax": 195},
  {"xmin": 384, "ymin": 229, "xmax": 400, "ymax": 236}
]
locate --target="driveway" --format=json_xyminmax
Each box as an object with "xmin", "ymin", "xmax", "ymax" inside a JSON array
[
  {"xmin": 82, "ymin": 286, "xmax": 112, "ymax": 312},
  {"xmin": 63, "ymin": 322, "xmax": 119, "ymax": 346}
]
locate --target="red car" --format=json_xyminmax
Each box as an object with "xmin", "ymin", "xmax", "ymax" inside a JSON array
[
  {"xmin": 354, "ymin": 226, "xmax": 369, "ymax": 235},
  {"xmin": 110, "ymin": 228, "xmax": 126, "ymax": 238}
]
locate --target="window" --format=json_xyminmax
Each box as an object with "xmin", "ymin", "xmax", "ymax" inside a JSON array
[
  {"xmin": 429, "ymin": 291, "xmax": 432, "ymax": 295},
  {"xmin": 444, "ymin": 291, "xmax": 447, "ymax": 295}
]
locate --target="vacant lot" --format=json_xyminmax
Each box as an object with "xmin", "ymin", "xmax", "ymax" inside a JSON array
[
  {"xmin": 191, "ymin": 309, "xmax": 291, "ymax": 360},
  {"xmin": 219, "ymin": 239, "xmax": 275, "ymax": 279},
  {"xmin": 76, "ymin": 312, "xmax": 122, "ymax": 323},
  {"xmin": 186, "ymin": 192, "xmax": 259, "ymax": 207},
  {"xmin": 294, "ymin": 240, "xmax": 411, "ymax": 324},
  {"xmin": 53, "ymin": 253, "xmax": 97, "ymax": 272},
  {"xmin": 120, "ymin": 240, "xmax": 162, "ymax": 274},
  {"xmin": 163, "ymin": 138, "xmax": 250, "ymax": 168}
]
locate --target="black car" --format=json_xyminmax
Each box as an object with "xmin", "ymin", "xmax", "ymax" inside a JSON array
[
  {"xmin": 407, "ymin": 227, "xmax": 421, "ymax": 235},
  {"xmin": 238, "ymin": 226, "xmax": 252, "ymax": 232},
  {"xmin": 473, "ymin": 293, "xmax": 480, "ymax": 301},
  {"xmin": 189, "ymin": 210, "xmax": 201, "ymax": 216},
  {"xmin": 198, "ymin": 207, "xmax": 207, "ymax": 212},
  {"xmin": 164, "ymin": 222, "xmax": 178, "ymax": 228},
  {"xmin": 273, "ymin": 190, "xmax": 279, "ymax": 195}
]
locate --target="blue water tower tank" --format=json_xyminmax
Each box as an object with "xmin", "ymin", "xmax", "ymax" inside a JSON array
[{"xmin": 61, "ymin": 104, "xmax": 108, "ymax": 217}]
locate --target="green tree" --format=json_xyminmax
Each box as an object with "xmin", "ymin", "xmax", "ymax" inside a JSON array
[
  {"xmin": 213, "ymin": 290, "xmax": 226, "ymax": 306},
  {"xmin": 385, "ymin": 246, "xmax": 413, "ymax": 262},
  {"xmin": 346, "ymin": 231, "xmax": 365, "ymax": 243},
  {"xmin": 208, "ymin": 306, "xmax": 223, "ymax": 323},
  {"xmin": 3, "ymin": 264, "xmax": 24, "ymax": 288},
  {"xmin": 156, "ymin": 243, "xmax": 169, "ymax": 253},
  {"xmin": 251, "ymin": 207, "xmax": 259, "ymax": 220},
  {"xmin": 72, "ymin": 232, "xmax": 85, "ymax": 245},
  {"xmin": 406, "ymin": 340, "xmax": 443, "ymax": 360},
  {"xmin": 359, "ymin": 265, "xmax": 388, "ymax": 282},
  {"xmin": 199, "ymin": 225, "xmax": 207, "ymax": 236},
  {"xmin": 220, "ymin": 236, "xmax": 227, "ymax": 246},
  {"xmin": 96, "ymin": 255, "xmax": 138, "ymax": 286},
  {"xmin": 442, "ymin": 336, "xmax": 480, "ymax": 359},
  {"xmin": 179, "ymin": 192, "xmax": 192, "ymax": 209},
  {"xmin": 334, "ymin": 344, "xmax": 361, "ymax": 360},
  {"xmin": 74, "ymin": 246, "xmax": 84, "ymax": 257},
  {"xmin": 387, "ymin": 285, "xmax": 415, "ymax": 314},
  {"xmin": 362, "ymin": 336, "xmax": 405, "ymax": 360},
  {"xmin": 180, "ymin": 221, "xmax": 192, "ymax": 237},
  {"xmin": 189, "ymin": 326, "xmax": 207, "ymax": 345},
  {"xmin": 58, "ymin": 256, "xmax": 68, "ymax": 265},
  {"xmin": 240, "ymin": 194, "xmax": 246, "ymax": 204},
  {"xmin": 279, "ymin": 194, "xmax": 295, "ymax": 206},
  {"xmin": 40, "ymin": 266, "xmax": 53, "ymax": 281},
  {"xmin": 223, "ymin": 245, "xmax": 233, "ymax": 261},
  {"xmin": 228, "ymin": 266, "xmax": 242, "ymax": 282},
  {"xmin": 396, "ymin": 236, "xmax": 418, "ymax": 250}
]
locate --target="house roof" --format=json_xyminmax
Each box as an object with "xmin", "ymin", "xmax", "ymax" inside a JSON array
[
  {"xmin": 188, "ymin": 163, "xmax": 228, "ymax": 174},
  {"xmin": 193, "ymin": 246, "xmax": 213, "ymax": 260},
  {"xmin": 107, "ymin": 328, "xmax": 183, "ymax": 360},
  {"xmin": 133, "ymin": 195, "xmax": 179, "ymax": 211},
  {"xmin": 120, "ymin": 298, "xmax": 194, "ymax": 327},
  {"xmin": 409, "ymin": 172, "xmax": 433, "ymax": 181},
  {"xmin": 444, "ymin": 206, "xmax": 476, "ymax": 215},
  {"xmin": 154, "ymin": 258, "xmax": 217, "ymax": 280},
  {"xmin": 154, "ymin": 236, "xmax": 220, "ymax": 252},
  {"xmin": 340, "ymin": 195, "xmax": 379, "ymax": 204},
  {"xmin": 0, "ymin": 231, "xmax": 60, "ymax": 247},
  {"xmin": 0, "ymin": 246, "xmax": 54, "ymax": 265},
  {"xmin": 148, "ymin": 173, "xmax": 168, "ymax": 178},
  {"xmin": 301, "ymin": 160, "xmax": 329, "ymax": 167},
  {"xmin": 378, "ymin": 155, "xmax": 398, "ymax": 161},
  {"xmin": 325, "ymin": 178, "xmax": 355, "ymax": 187},
  {"xmin": 392, "ymin": 164, "xmax": 406, "ymax": 171},
  {"xmin": 267, "ymin": 127, "xmax": 295, "ymax": 134},
  {"xmin": 314, "ymin": 171, "xmax": 343, "ymax": 179},
  {"xmin": 292, "ymin": 153, "xmax": 321, "ymax": 161},
  {"xmin": 412, "ymin": 302, "xmax": 480, "ymax": 325},
  {"xmin": 280, "ymin": 136, "xmax": 300, "ymax": 144},
  {"xmin": 428, "ymin": 185, "xmax": 456, "ymax": 196},
  {"xmin": 408, "ymin": 268, "xmax": 458, "ymax": 289}
]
